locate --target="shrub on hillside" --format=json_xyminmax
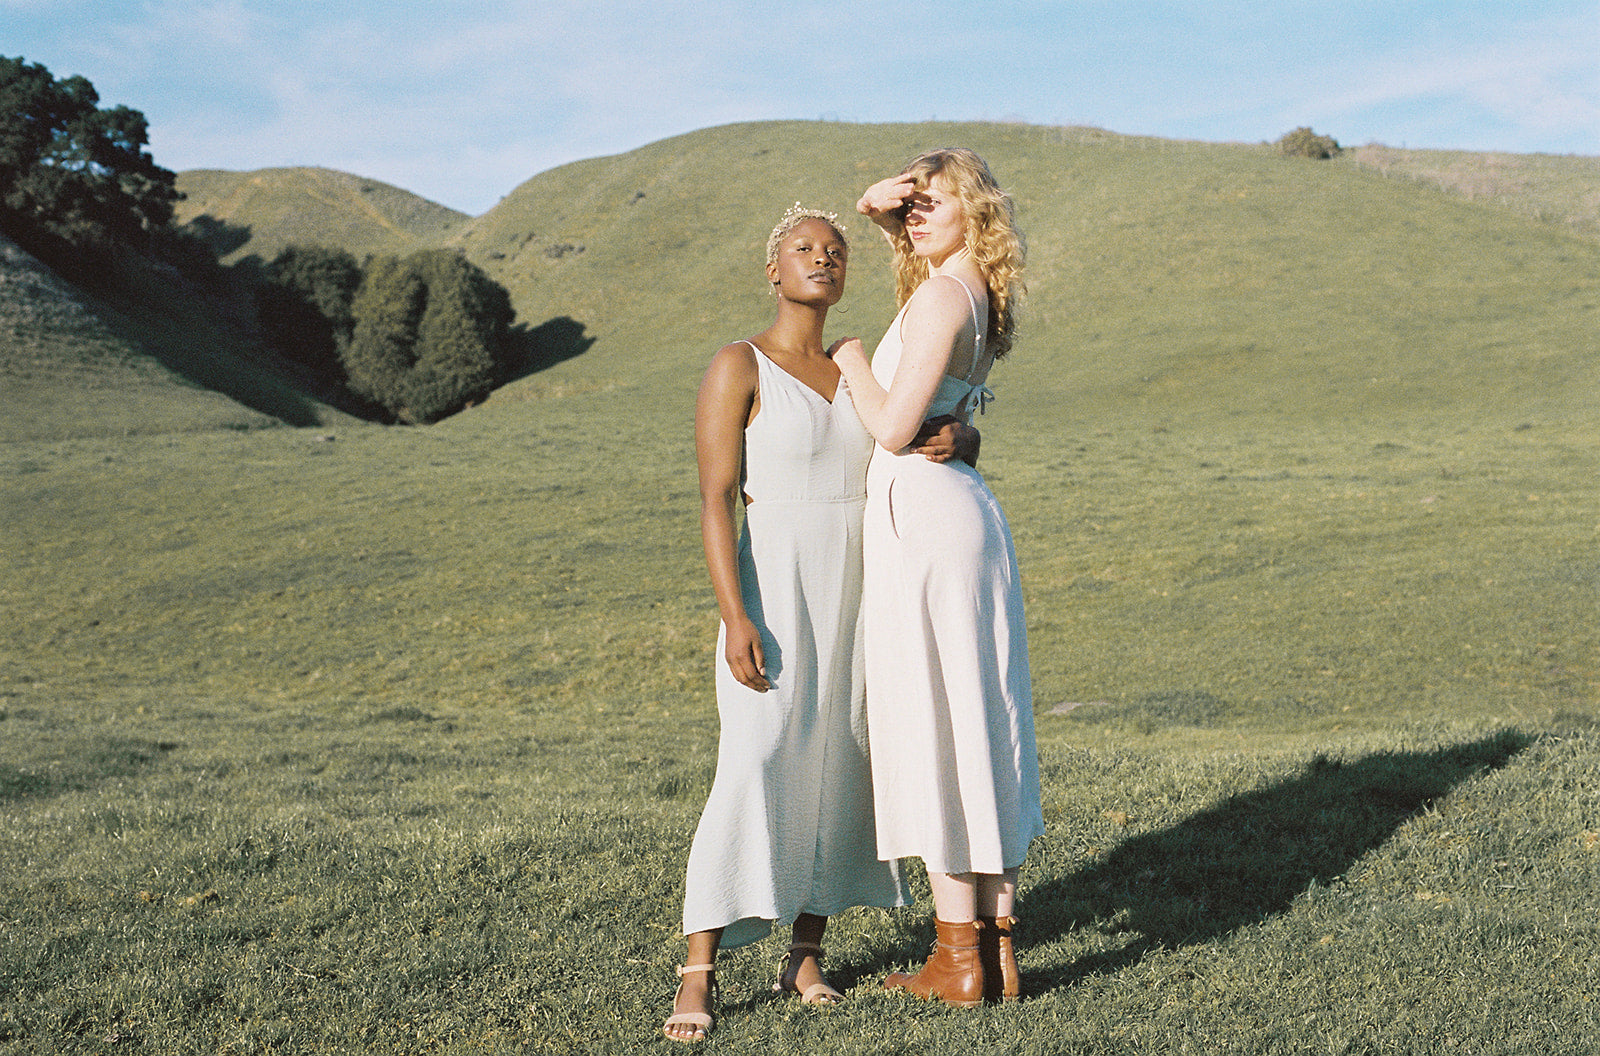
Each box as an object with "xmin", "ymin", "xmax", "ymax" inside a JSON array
[
  {"xmin": 257, "ymin": 245, "xmax": 364, "ymax": 378},
  {"xmin": 1277, "ymin": 127, "xmax": 1341, "ymax": 159},
  {"xmin": 0, "ymin": 56, "xmax": 179, "ymax": 277},
  {"xmin": 341, "ymin": 250, "xmax": 513, "ymax": 423}
]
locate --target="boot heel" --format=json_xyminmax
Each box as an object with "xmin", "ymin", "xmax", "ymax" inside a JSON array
[{"xmin": 978, "ymin": 915, "xmax": 1020, "ymax": 1003}]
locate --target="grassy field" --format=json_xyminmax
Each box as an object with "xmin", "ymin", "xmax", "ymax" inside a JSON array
[{"xmin": 2, "ymin": 121, "xmax": 1597, "ymax": 1053}]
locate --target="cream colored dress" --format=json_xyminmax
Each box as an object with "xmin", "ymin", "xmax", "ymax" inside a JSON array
[
  {"xmin": 682, "ymin": 342, "xmax": 908, "ymax": 948},
  {"xmin": 863, "ymin": 278, "xmax": 1045, "ymax": 874}
]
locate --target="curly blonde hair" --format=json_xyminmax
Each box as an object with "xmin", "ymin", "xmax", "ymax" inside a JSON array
[{"xmin": 888, "ymin": 148, "xmax": 1025, "ymax": 360}]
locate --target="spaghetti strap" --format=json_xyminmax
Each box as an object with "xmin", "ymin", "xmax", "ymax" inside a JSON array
[
  {"xmin": 886, "ymin": 274, "xmax": 995, "ymax": 416},
  {"xmin": 924, "ymin": 274, "xmax": 986, "ymax": 382},
  {"xmin": 951, "ymin": 280, "xmax": 992, "ymax": 410}
]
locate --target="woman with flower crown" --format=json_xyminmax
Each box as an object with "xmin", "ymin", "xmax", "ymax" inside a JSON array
[{"xmin": 663, "ymin": 204, "xmax": 978, "ymax": 1042}]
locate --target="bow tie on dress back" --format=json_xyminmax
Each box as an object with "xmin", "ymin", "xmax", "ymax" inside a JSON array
[{"xmin": 963, "ymin": 385, "xmax": 996, "ymax": 416}]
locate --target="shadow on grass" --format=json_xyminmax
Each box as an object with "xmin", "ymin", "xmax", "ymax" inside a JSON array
[
  {"xmin": 0, "ymin": 732, "xmax": 179, "ymax": 801},
  {"xmin": 502, "ymin": 315, "xmax": 596, "ymax": 382},
  {"xmin": 1014, "ymin": 729, "xmax": 1531, "ymax": 993},
  {"xmin": 182, "ymin": 215, "xmax": 254, "ymax": 260},
  {"xmin": 87, "ymin": 234, "xmax": 339, "ymax": 429}
]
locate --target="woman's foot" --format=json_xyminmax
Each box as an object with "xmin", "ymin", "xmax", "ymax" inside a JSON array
[
  {"xmin": 774, "ymin": 943, "xmax": 843, "ymax": 1004},
  {"xmin": 882, "ymin": 918, "xmax": 985, "ymax": 1008},
  {"xmin": 662, "ymin": 964, "xmax": 715, "ymax": 1043}
]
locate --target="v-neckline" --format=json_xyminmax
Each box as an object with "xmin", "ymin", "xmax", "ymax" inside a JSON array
[{"xmin": 749, "ymin": 342, "xmax": 838, "ymax": 405}]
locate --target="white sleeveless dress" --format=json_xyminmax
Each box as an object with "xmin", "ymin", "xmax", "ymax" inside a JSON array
[
  {"xmin": 863, "ymin": 279, "xmax": 1045, "ymax": 875},
  {"xmin": 683, "ymin": 342, "xmax": 909, "ymax": 947}
]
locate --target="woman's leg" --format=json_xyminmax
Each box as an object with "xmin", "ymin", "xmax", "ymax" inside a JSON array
[
  {"xmin": 914, "ymin": 869, "xmax": 1020, "ymax": 1004},
  {"xmin": 976, "ymin": 869, "xmax": 1021, "ymax": 1002},
  {"xmin": 975, "ymin": 869, "xmax": 1017, "ymax": 919},
  {"xmin": 927, "ymin": 870, "xmax": 977, "ymax": 922},
  {"xmin": 664, "ymin": 927, "xmax": 722, "ymax": 1042},
  {"xmin": 780, "ymin": 908, "xmax": 844, "ymax": 1004},
  {"xmin": 883, "ymin": 869, "xmax": 984, "ymax": 1006},
  {"xmin": 781, "ymin": 913, "xmax": 832, "ymax": 995}
]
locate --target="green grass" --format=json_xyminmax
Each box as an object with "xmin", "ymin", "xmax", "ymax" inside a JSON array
[
  {"xmin": 1, "ymin": 120, "xmax": 1597, "ymax": 1052},
  {"xmin": 1348, "ymin": 144, "xmax": 1600, "ymax": 239},
  {"xmin": 2, "ymin": 405, "xmax": 1595, "ymax": 1053},
  {"xmin": 0, "ymin": 235, "xmax": 355, "ymax": 441},
  {"xmin": 12, "ymin": 120, "xmax": 1599, "ymax": 444},
  {"xmin": 441, "ymin": 121, "xmax": 1598, "ymax": 436}
]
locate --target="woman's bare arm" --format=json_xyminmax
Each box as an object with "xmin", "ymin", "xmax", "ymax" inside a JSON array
[
  {"xmin": 831, "ymin": 278, "xmax": 973, "ymax": 452},
  {"xmin": 694, "ymin": 343, "xmax": 770, "ymax": 692}
]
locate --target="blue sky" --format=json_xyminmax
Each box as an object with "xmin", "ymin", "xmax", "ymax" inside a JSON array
[{"xmin": 6, "ymin": 0, "xmax": 1597, "ymax": 215}]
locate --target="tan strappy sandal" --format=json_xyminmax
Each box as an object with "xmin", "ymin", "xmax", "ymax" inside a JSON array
[
  {"xmin": 773, "ymin": 942, "xmax": 844, "ymax": 1004},
  {"xmin": 662, "ymin": 962, "xmax": 716, "ymax": 1043}
]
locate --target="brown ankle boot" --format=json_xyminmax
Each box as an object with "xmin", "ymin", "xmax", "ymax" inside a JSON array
[
  {"xmin": 883, "ymin": 918, "xmax": 985, "ymax": 1008},
  {"xmin": 978, "ymin": 915, "xmax": 1020, "ymax": 1002}
]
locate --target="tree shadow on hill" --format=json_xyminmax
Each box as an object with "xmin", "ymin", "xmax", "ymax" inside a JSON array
[
  {"xmin": 49, "ymin": 220, "xmax": 351, "ymax": 429},
  {"xmin": 501, "ymin": 315, "xmax": 596, "ymax": 383},
  {"xmin": 181, "ymin": 215, "xmax": 254, "ymax": 260},
  {"xmin": 1013, "ymin": 729, "xmax": 1531, "ymax": 994},
  {"xmin": 91, "ymin": 286, "xmax": 334, "ymax": 429}
]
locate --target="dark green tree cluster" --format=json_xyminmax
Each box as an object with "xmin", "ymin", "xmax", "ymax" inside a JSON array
[
  {"xmin": 0, "ymin": 56, "xmax": 180, "ymax": 273},
  {"xmin": 1276, "ymin": 127, "xmax": 1341, "ymax": 159},
  {"xmin": 258, "ymin": 246, "xmax": 514, "ymax": 424},
  {"xmin": 257, "ymin": 246, "xmax": 364, "ymax": 378}
]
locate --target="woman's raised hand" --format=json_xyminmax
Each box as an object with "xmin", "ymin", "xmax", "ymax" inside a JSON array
[{"xmin": 856, "ymin": 173, "xmax": 917, "ymax": 233}]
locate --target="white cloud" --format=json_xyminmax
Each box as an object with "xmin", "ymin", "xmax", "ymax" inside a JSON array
[{"xmin": 1280, "ymin": 10, "xmax": 1599, "ymax": 150}]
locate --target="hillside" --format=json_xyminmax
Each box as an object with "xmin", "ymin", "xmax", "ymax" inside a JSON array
[
  {"xmin": 0, "ymin": 231, "xmax": 355, "ymax": 440},
  {"xmin": 445, "ymin": 120, "xmax": 1599, "ymax": 433},
  {"xmin": 174, "ymin": 167, "xmax": 470, "ymax": 264},
  {"xmin": 7, "ymin": 121, "xmax": 1596, "ymax": 442},
  {"xmin": 2, "ymin": 166, "xmax": 468, "ymax": 443},
  {"xmin": 1349, "ymin": 144, "xmax": 1600, "ymax": 239}
]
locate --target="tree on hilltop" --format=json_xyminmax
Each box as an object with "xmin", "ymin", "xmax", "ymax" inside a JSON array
[
  {"xmin": 341, "ymin": 250, "xmax": 514, "ymax": 423},
  {"xmin": 1277, "ymin": 127, "xmax": 1341, "ymax": 159},
  {"xmin": 0, "ymin": 56, "xmax": 180, "ymax": 274}
]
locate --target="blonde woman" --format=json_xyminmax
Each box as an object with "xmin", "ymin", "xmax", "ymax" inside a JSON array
[
  {"xmin": 830, "ymin": 149, "xmax": 1044, "ymax": 1007},
  {"xmin": 665, "ymin": 205, "xmax": 978, "ymax": 1042}
]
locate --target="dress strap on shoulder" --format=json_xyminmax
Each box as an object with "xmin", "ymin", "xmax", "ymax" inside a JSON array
[
  {"xmin": 924, "ymin": 274, "xmax": 986, "ymax": 384},
  {"xmin": 742, "ymin": 340, "xmax": 774, "ymax": 383},
  {"xmin": 927, "ymin": 273, "xmax": 982, "ymax": 324}
]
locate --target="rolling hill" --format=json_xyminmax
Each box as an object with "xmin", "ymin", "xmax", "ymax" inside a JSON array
[
  {"xmin": 0, "ymin": 231, "xmax": 358, "ymax": 441},
  {"xmin": 0, "ymin": 168, "xmax": 467, "ymax": 440},
  {"xmin": 440, "ymin": 120, "xmax": 1598, "ymax": 434},
  {"xmin": 4, "ymin": 120, "xmax": 1596, "ymax": 442},
  {"xmin": 4, "ymin": 123, "xmax": 1596, "ymax": 1054},
  {"xmin": 174, "ymin": 166, "xmax": 471, "ymax": 264}
]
